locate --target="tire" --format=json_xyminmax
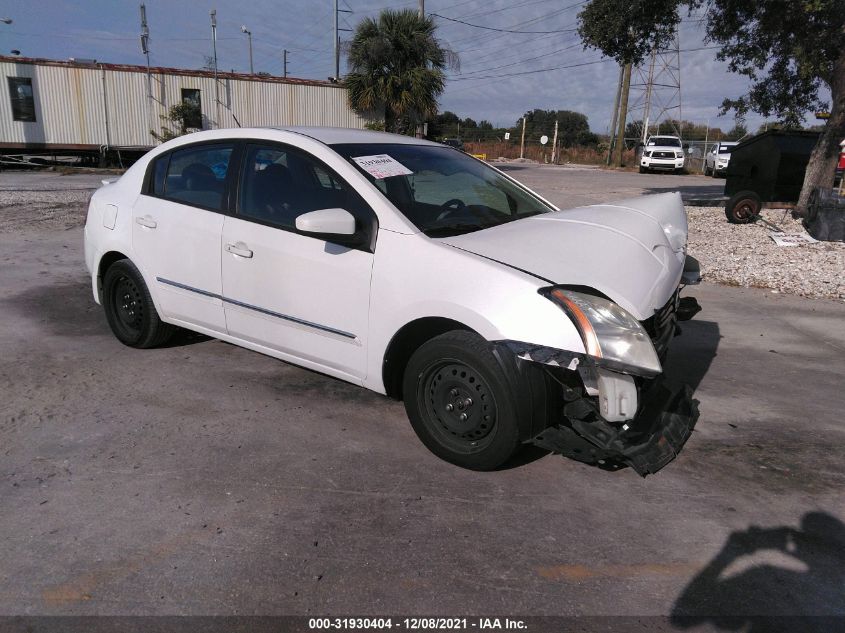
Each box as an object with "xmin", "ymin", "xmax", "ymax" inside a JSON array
[
  {"xmin": 402, "ymin": 331, "xmax": 525, "ymax": 470},
  {"xmin": 704, "ymin": 164, "xmax": 712, "ymax": 176},
  {"xmin": 102, "ymin": 259, "xmax": 174, "ymax": 348},
  {"xmin": 639, "ymin": 165, "xmax": 647, "ymax": 174},
  {"xmin": 725, "ymin": 190, "xmax": 762, "ymax": 224}
]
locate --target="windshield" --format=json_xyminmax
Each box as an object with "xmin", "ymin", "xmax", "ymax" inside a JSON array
[
  {"xmin": 331, "ymin": 143, "xmax": 555, "ymax": 236},
  {"xmin": 719, "ymin": 145, "xmax": 735, "ymax": 154},
  {"xmin": 648, "ymin": 137, "xmax": 681, "ymax": 147}
]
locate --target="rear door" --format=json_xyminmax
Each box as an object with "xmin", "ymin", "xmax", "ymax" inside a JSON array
[
  {"xmin": 132, "ymin": 142, "xmax": 236, "ymax": 333},
  {"xmin": 220, "ymin": 143, "xmax": 377, "ymax": 382}
]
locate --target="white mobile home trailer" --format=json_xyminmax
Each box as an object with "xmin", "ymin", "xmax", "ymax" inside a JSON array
[{"xmin": 0, "ymin": 55, "xmax": 375, "ymax": 163}]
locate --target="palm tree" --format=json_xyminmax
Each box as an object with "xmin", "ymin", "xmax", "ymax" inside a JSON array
[{"xmin": 345, "ymin": 9, "xmax": 456, "ymax": 134}]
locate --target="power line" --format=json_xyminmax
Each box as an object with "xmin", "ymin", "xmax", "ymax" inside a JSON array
[
  {"xmin": 431, "ymin": 13, "xmax": 577, "ymax": 34},
  {"xmin": 450, "ymin": 57, "xmax": 608, "ymax": 81}
]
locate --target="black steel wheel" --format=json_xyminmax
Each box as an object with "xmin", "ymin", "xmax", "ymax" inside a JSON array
[
  {"xmin": 102, "ymin": 259, "xmax": 173, "ymax": 348},
  {"xmin": 402, "ymin": 331, "xmax": 523, "ymax": 470},
  {"xmin": 725, "ymin": 190, "xmax": 762, "ymax": 224}
]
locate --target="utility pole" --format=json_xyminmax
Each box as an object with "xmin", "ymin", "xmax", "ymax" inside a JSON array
[
  {"xmin": 210, "ymin": 9, "xmax": 219, "ymax": 128},
  {"xmin": 333, "ymin": 0, "xmax": 338, "ymax": 80},
  {"xmin": 333, "ymin": 0, "xmax": 353, "ymax": 81},
  {"xmin": 612, "ymin": 63, "xmax": 631, "ymax": 167},
  {"xmin": 283, "ymin": 49, "xmax": 288, "ymax": 78},
  {"xmin": 606, "ymin": 64, "xmax": 623, "ymax": 165},
  {"xmin": 241, "ymin": 25, "xmax": 253, "ymax": 74},
  {"xmin": 519, "ymin": 117, "xmax": 526, "ymax": 159},
  {"xmin": 551, "ymin": 119, "xmax": 558, "ymax": 164},
  {"xmin": 139, "ymin": 4, "xmax": 152, "ymax": 143},
  {"xmin": 415, "ymin": 0, "xmax": 426, "ymax": 138}
]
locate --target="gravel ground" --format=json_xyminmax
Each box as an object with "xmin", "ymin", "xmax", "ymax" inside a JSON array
[
  {"xmin": 687, "ymin": 206, "xmax": 845, "ymax": 301},
  {"xmin": 1, "ymin": 171, "xmax": 842, "ymax": 300}
]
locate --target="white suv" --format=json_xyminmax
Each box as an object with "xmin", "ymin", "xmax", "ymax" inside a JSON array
[
  {"xmin": 704, "ymin": 141, "xmax": 738, "ymax": 177},
  {"xmin": 84, "ymin": 127, "xmax": 700, "ymax": 475},
  {"xmin": 640, "ymin": 136, "xmax": 685, "ymax": 174}
]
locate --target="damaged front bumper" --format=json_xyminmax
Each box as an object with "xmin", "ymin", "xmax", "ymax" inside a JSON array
[
  {"xmin": 531, "ymin": 376, "xmax": 698, "ymax": 476},
  {"xmin": 503, "ymin": 341, "xmax": 699, "ymax": 477}
]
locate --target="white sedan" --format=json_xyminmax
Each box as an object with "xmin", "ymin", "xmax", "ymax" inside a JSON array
[{"xmin": 84, "ymin": 127, "xmax": 700, "ymax": 475}]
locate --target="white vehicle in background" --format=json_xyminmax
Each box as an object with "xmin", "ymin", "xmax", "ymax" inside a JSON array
[
  {"xmin": 640, "ymin": 135, "xmax": 686, "ymax": 174},
  {"xmin": 704, "ymin": 141, "xmax": 738, "ymax": 177},
  {"xmin": 84, "ymin": 127, "xmax": 701, "ymax": 476}
]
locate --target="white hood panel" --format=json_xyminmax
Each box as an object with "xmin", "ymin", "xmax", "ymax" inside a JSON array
[{"xmin": 439, "ymin": 192, "xmax": 687, "ymax": 320}]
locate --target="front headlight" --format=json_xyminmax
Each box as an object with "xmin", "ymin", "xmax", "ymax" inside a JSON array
[
  {"xmin": 541, "ymin": 288, "xmax": 662, "ymax": 377},
  {"xmin": 676, "ymin": 152, "xmax": 684, "ymax": 158},
  {"xmin": 644, "ymin": 151, "xmax": 652, "ymax": 157}
]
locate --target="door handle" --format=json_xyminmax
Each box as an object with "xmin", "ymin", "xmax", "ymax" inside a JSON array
[
  {"xmin": 225, "ymin": 242, "xmax": 253, "ymax": 258},
  {"xmin": 135, "ymin": 215, "xmax": 157, "ymax": 229}
]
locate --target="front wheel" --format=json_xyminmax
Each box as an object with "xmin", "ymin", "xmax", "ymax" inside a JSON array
[
  {"xmin": 639, "ymin": 165, "xmax": 647, "ymax": 174},
  {"xmin": 402, "ymin": 331, "xmax": 523, "ymax": 470},
  {"xmin": 102, "ymin": 259, "xmax": 174, "ymax": 348}
]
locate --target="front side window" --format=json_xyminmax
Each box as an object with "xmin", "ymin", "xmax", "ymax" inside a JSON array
[
  {"xmin": 238, "ymin": 144, "xmax": 372, "ymax": 233},
  {"xmin": 180, "ymin": 88, "xmax": 202, "ymax": 129},
  {"xmin": 332, "ymin": 143, "xmax": 554, "ymax": 236},
  {"xmin": 7, "ymin": 77, "xmax": 35, "ymax": 122},
  {"xmin": 160, "ymin": 144, "xmax": 233, "ymax": 210}
]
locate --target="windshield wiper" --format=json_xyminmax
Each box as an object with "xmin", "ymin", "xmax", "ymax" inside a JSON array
[{"xmin": 422, "ymin": 223, "xmax": 486, "ymax": 237}]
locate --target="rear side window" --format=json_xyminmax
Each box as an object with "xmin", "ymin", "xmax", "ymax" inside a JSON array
[
  {"xmin": 160, "ymin": 144, "xmax": 234, "ymax": 210},
  {"xmin": 151, "ymin": 155, "xmax": 169, "ymax": 195}
]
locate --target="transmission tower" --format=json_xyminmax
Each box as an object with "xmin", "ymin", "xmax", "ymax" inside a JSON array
[{"xmin": 626, "ymin": 29, "xmax": 683, "ymax": 143}]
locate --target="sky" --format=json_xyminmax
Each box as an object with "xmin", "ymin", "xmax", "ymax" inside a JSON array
[{"xmin": 0, "ymin": 0, "xmax": 829, "ymax": 135}]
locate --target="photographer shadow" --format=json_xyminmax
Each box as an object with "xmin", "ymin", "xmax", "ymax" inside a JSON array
[{"xmin": 671, "ymin": 512, "xmax": 845, "ymax": 632}]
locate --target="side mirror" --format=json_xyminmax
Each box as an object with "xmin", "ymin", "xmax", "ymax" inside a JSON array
[
  {"xmin": 295, "ymin": 208, "xmax": 366, "ymax": 248},
  {"xmin": 296, "ymin": 208, "xmax": 356, "ymax": 235}
]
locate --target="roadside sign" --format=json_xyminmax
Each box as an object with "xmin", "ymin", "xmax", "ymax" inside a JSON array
[
  {"xmin": 540, "ymin": 135, "xmax": 549, "ymax": 145},
  {"xmin": 504, "ymin": 132, "xmax": 511, "ymax": 140}
]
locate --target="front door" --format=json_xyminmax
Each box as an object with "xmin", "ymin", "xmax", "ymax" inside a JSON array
[
  {"xmin": 132, "ymin": 142, "xmax": 235, "ymax": 333},
  {"xmin": 221, "ymin": 143, "xmax": 377, "ymax": 382}
]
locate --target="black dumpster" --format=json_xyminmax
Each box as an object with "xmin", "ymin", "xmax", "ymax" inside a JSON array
[{"xmin": 725, "ymin": 130, "xmax": 821, "ymax": 202}]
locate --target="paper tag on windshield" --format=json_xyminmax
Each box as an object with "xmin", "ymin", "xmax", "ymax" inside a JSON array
[{"xmin": 352, "ymin": 154, "xmax": 413, "ymax": 179}]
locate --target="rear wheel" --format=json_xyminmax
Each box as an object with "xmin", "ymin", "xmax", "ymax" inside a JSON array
[
  {"xmin": 102, "ymin": 259, "xmax": 173, "ymax": 348},
  {"xmin": 725, "ymin": 190, "xmax": 762, "ymax": 224},
  {"xmin": 402, "ymin": 331, "xmax": 524, "ymax": 470}
]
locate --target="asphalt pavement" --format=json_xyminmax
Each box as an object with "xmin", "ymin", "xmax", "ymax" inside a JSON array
[{"xmin": 0, "ymin": 169, "xmax": 843, "ymax": 628}]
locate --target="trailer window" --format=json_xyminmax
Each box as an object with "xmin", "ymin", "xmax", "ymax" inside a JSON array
[
  {"xmin": 7, "ymin": 77, "xmax": 35, "ymax": 122},
  {"xmin": 180, "ymin": 89, "xmax": 202, "ymax": 129}
]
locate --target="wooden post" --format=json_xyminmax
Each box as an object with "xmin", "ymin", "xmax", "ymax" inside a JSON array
[
  {"xmin": 613, "ymin": 63, "xmax": 632, "ymax": 168},
  {"xmin": 519, "ymin": 117, "xmax": 526, "ymax": 159}
]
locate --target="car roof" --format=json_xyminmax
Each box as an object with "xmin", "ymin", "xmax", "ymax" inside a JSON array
[{"xmin": 272, "ymin": 126, "xmax": 443, "ymax": 147}]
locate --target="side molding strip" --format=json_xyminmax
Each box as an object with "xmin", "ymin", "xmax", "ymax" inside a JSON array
[{"xmin": 156, "ymin": 277, "xmax": 356, "ymax": 340}]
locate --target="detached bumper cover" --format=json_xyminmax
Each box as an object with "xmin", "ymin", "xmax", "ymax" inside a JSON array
[{"xmin": 531, "ymin": 379, "xmax": 699, "ymax": 477}]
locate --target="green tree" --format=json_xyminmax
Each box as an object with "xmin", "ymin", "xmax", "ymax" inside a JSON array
[
  {"xmin": 578, "ymin": 0, "xmax": 845, "ymax": 214},
  {"xmin": 518, "ymin": 109, "xmax": 597, "ymax": 147},
  {"xmin": 150, "ymin": 102, "xmax": 201, "ymax": 143},
  {"xmin": 346, "ymin": 9, "xmax": 456, "ymax": 134}
]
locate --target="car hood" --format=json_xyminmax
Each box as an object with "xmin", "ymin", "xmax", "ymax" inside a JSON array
[{"xmin": 437, "ymin": 192, "xmax": 688, "ymax": 320}]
